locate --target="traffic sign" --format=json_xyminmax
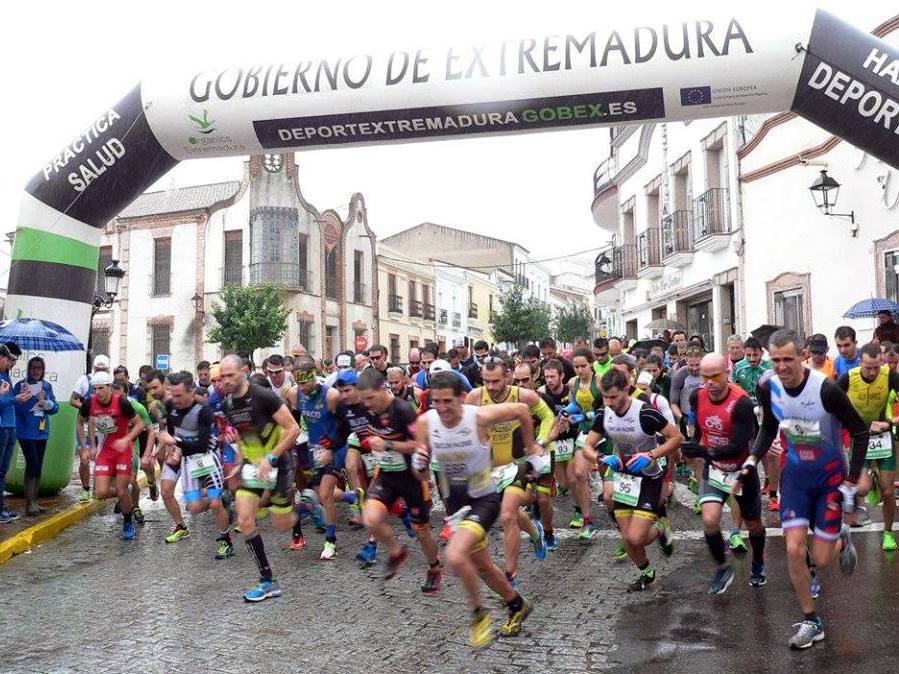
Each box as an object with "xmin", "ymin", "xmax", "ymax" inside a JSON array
[
  {"xmin": 355, "ymin": 335, "xmax": 368, "ymax": 352},
  {"xmin": 155, "ymin": 353, "xmax": 170, "ymax": 370}
]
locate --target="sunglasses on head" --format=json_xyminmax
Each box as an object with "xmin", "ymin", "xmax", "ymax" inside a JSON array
[{"xmin": 295, "ymin": 371, "xmax": 317, "ymax": 383}]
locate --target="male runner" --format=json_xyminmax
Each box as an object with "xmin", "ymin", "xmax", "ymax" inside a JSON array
[
  {"xmin": 220, "ymin": 354, "xmax": 300, "ymax": 602},
  {"xmin": 834, "ymin": 326, "xmax": 860, "ymax": 379},
  {"xmin": 413, "ymin": 371, "xmax": 535, "ymax": 647},
  {"xmin": 743, "ymin": 329, "xmax": 865, "ymax": 649},
  {"xmin": 387, "ymin": 366, "xmax": 420, "ymax": 410}
]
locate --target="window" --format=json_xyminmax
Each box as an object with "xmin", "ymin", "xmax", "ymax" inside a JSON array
[
  {"xmin": 96, "ymin": 245, "xmax": 112, "ymax": 295},
  {"xmin": 152, "ymin": 238, "xmax": 171, "ymax": 296},
  {"xmin": 325, "ymin": 248, "xmax": 338, "ymax": 300},
  {"xmin": 408, "ymin": 279, "xmax": 419, "ymax": 316},
  {"xmin": 298, "ymin": 233, "xmax": 309, "ymax": 290},
  {"xmin": 325, "ymin": 326, "xmax": 336, "ymax": 360},
  {"xmin": 223, "ymin": 231, "xmax": 243, "ymax": 286},
  {"xmin": 886, "ymin": 251, "xmax": 899, "ymax": 304},
  {"xmin": 90, "ymin": 326, "xmax": 110, "ymax": 361},
  {"xmin": 409, "ymin": 339, "xmax": 419, "ymax": 353},
  {"xmin": 774, "ymin": 289, "xmax": 805, "ymax": 340},
  {"xmin": 390, "ymin": 334, "xmax": 401, "ymax": 363},
  {"xmin": 299, "ymin": 319, "xmax": 313, "ymax": 354},
  {"xmin": 150, "ymin": 323, "xmax": 171, "ymax": 368},
  {"xmin": 353, "ymin": 250, "xmax": 365, "ymax": 303}
]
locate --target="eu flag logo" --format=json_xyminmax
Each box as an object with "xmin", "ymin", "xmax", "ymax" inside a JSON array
[{"xmin": 680, "ymin": 86, "xmax": 712, "ymax": 106}]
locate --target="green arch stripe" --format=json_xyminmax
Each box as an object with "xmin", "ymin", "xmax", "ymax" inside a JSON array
[{"xmin": 11, "ymin": 227, "xmax": 99, "ymax": 271}]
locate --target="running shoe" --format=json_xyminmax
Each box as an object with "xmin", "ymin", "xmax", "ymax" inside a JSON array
[
  {"xmin": 767, "ymin": 496, "xmax": 780, "ymax": 512},
  {"xmin": 728, "ymin": 530, "xmax": 748, "ymax": 556},
  {"xmin": 577, "ymin": 524, "xmax": 597, "ymax": 541},
  {"xmin": 709, "ymin": 565, "xmax": 735, "ymax": 594},
  {"xmin": 301, "ymin": 489, "xmax": 326, "ymax": 532},
  {"xmin": 656, "ymin": 518, "xmax": 674, "ymax": 557},
  {"xmin": 401, "ymin": 509, "xmax": 416, "ymax": 538},
  {"xmin": 850, "ymin": 507, "xmax": 872, "ymax": 528},
  {"xmin": 883, "ymin": 531, "xmax": 898, "ymax": 552},
  {"xmin": 569, "ymin": 512, "xmax": 584, "ymax": 528},
  {"xmin": 243, "ymin": 579, "xmax": 281, "ymax": 603},
  {"xmin": 438, "ymin": 524, "xmax": 453, "ymax": 543},
  {"xmin": 113, "ymin": 501, "xmax": 121, "ymax": 514},
  {"xmin": 557, "ymin": 486, "xmax": 569, "ymax": 498},
  {"xmin": 78, "ymin": 488, "xmax": 91, "ymax": 503},
  {"xmin": 788, "ymin": 618, "xmax": 824, "ymax": 649},
  {"xmin": 810, "ymin": 572, "xmax": 821, "ymax": 599},
  {"xmin": 544, "ymin": 533, "xmax": 559, "ymax": 551},
  {"xmin": 627, "ymin": 569, "xmax": 656, "ymax": 592},
  {"xmin": 215, "ymin": 537, "xmax": 235, "ymax": 559},
  {"xmin": 122, "ymin": 521, "xmax": 136, "ymax": 541},
  {"xmin": 612, "ymin": 539, "xmax": 628, "ymax": 561},
  {"xmin": 838, "ymin": 524, "xmax": 857, "ymax": 575},
  {"xmin": 531, "ymin": 519, "xmax": 547, "ymax": 560},
  {"xmin": 133, "ymin": 507, "xmax": 145, "ymax": 526},
  {"xmin": 0, "ymin": 509, "xmax": 20, "ymax": 523},
  {"xmin": 356, "ymin": 541, "xmax": 377, "ymax": 566},
  {"xmin": 320, "ymin": 541, "xmax": 337, "ymax": 561},
  {"xmin": 749, "ymin": 561, "xmax": 767, "ymax": 587},
  {"xmin": 505, "ymin": 570, "xmax": 520, "ymax": 591},
  {"xmin": 693, "ymin": 497, "xmax": 702, "ymax": 515},
  {"xmin": 470, "ymin": 609, "xmax": 494, "ymax": 648},
  {"xmin": 676, "ymin": 463, "xmax": 692, "ymax": 479},
  {"xmin": 289, "ymin": 534, "xmax": 306, "ymax": 551},
  {"xmin": 689, "ymin": 477, "xmax": 699, "ymax": 494},
  {"xmin": 421, "ymin": 566, "xmax": 443, "ymax": 594},
  {"xmin": 165, "ymin": 525, "xmax": 190, "ymax": 544},
  {"xmin": 384, "ymin": 547, "xmax": 409, "ymax": 580},
  {"xmin": 500, "ymin": 598, "xmax": 532, "ymax": 637},
  {"xmin": 148, "ymin": 481, "xmax": 159, "ymax": 501},
  {"xmin": 868, "ymin": 480, "xmax": 882, "ymax": 507}
]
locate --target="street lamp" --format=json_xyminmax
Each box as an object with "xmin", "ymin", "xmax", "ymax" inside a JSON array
[
  {"xmin": 809, "ymin": 169, "xmax": 856, "ymax": 234},
  {"xmin": 191, "ymin": 292, "xmax": 204, "ymax": 314},
  {"xmin": 86, "ymin": 259, "xmax": 125, "ymax": 373}
]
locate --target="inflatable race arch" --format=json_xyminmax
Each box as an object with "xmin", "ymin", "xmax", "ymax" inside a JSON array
[{"xmin": 7, "ymin": 8, "xmax": 899, "ymax": 490}]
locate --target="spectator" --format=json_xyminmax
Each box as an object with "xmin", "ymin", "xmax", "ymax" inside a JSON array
[
  {"xmin": 0, "ymin": 344, "xmax": 19, "ymax": 522},
  {"xmin": 874, "ymin": 311, "xmax": 899, "ymax": 345},
  {"xmin": 14, "ymin": 356, "xmax": 58, "ymax": 516},
  {"xmin": 726, "ymin": 335, "xmax": 744, "ymax": 371},
  {"xmin": 688, "ymin": 334, "xmax": 706, "ymax": 351},
  {"xmin": 671, "ymin": 330, "xmax": 688, "ymax": 362}
]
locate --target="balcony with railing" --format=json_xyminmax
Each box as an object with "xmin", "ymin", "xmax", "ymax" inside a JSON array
[
  {"xmin": 410, "ymin": 299, "xmax": 423, "ymax": 318},
  {"xmin": 388, "ymin": 294, "xmax": 404, "ymax": 313},
  {"xmin": 438, "ymin": 308, "xmax": 448, "ymax": 325},
  {"xmin": 423, "ymin": 303, "xmax": 436, "ymax": 321},
  {"xmin": 660, "ymin": 210, "xmax": 694, "ymax": 267},
  {"xmin": 353, "ymin": 281, "xmax": 367, "ymax": 304},
  {"xmin": 468, "ymin": 302, "xmax": 478, "ymax": 320},
  {"xmin": 613, "ymin": 243, "xmax": 638, "ymax": 291},
  {"xmin": 248, "ymin": 262, "xmax": 311, "ymax": 291},
  {"xmin": 452, "ymin": 312, "xmax": 462, "ymax": 328},
  {"xmin": 221, "ymin": 265, "xmax": 244, "ymax": 287},
  {"xmin": 636, "ymin": 227, "xmax": 662, "ymax": 279},
  {"xmin": 692, "ymin": 187, "xmax": 731, "ymax": 252},
  {"xmin": 594, "ymin": 244, "xmax": 637, "ymax": 298}
]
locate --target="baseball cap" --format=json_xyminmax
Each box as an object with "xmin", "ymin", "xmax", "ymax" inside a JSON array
[
  {"xmin": 636, "ymin": 371, "xmax": 654, "ymax": 387},
  {"xmin": 93, "ymin": 354, "xmax": 110, "ymax": 370},
  {"xmin": 3, "ymin": 342, "xmax": 21, "ymax": 357},
  {"xmin": 335, "ymin": 370, "xmax": 359, "ymax": 387},
  {"xmin": 335, "ymin": 354, "xmax": 353, "ymax": 369},
  {"xmin": 430, "ymin": 359, "xmax": 452, "ymax": 374},
  {"xmin": 91, "ymin": 371, "xmax": 113, "ymax": 386},
  {"xmin": 807, "ymin": 338, "xmax": 828, "ymax": 354}
]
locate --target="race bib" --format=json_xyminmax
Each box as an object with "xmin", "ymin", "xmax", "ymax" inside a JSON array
[
  {"xmin": 554, "ymin": 438, "xmax": 574, "ymax": 461},
  {"xmin": 312, "ymin": 445, "xmax": 330, "ymax": 467},
  {"xmin": 492, "ymin": 462, "xmax": 520, "ymax": 492},
  {"xmin": 95, "ymin": 414, "xmax": 117, "ymax": 434},
  {"xmin": 361, "ymin": 452, "xmax": 379, "ymax": 476},
  {"xmin": 185, "ymin": 452, "xmax": 217, "ymax": 479},
  {"xmin": 867, "ymin": 431, "xmax": 894, "ymax": 460},
  {"xmin": 241, "ymin": 463, "xmax": 278, "ymax": 489},
  {"xmin": 575, "ymin": 432, "xmax": 588, "ymax": 449},
  {"xmin": 376, "ymin": 449, "xmax": 407, "ymax": 472},
  {"xmin": 780, "ymin": 418, "xmax": 822, "ymax": 445},
  {"xmin": 612, "ymin": 472, "xmax": 642, "ymax": 506},
  {"xmin": 707, "ymin": 464, "xmax": 742, "ymax": 495}
]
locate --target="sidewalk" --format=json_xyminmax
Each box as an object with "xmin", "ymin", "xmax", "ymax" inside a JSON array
[{"xmin": 0, "ymin": 472, "xmax": 132, "ymax": 563}]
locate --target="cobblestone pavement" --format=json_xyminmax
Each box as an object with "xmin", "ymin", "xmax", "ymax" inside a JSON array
[{"xmin": 1, "ymin": 481, "xmax": 714, "ymax": 674}]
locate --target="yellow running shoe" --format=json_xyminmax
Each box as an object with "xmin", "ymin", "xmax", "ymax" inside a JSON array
[
  {"xmin": 500, "ymin": 598, "xmax": 533, "ymax": 637},
  {"xmin": 470, "ymin": 609, "xmax": 493, "ymax": 648}
]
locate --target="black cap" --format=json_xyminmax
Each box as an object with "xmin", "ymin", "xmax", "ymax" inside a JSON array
[
  {"xmin": 3, "ymin": 342, "xmax": 21, "ymax": 357},
  {"xmin": 807, "ymin": 338, "xmax": 828, "ymax": 354}
]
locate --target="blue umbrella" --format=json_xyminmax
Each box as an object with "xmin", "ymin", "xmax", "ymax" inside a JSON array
[
  {"xmin": 0, "ymin": 318, "xmax": 84, "ymax": 352},
  {"xmin": 843, "ymin": 298, "xmax": 899, "ymax": 319}
]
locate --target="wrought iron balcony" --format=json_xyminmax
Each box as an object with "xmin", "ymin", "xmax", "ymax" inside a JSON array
[
  {"xmin": 692, "ymin": 187, "xmax": 731, "ymax": 241},
  {"xmin": 661, "ymin": 210, "xmax": 693, "ymax": 260},
  {"xmin": 423, "ymin": 303, "xmax": 436, "ymax": 321},
  {"xmin": 410, "ymin": 299, "xmax": 423, "ymax": 318},
  {"xmin": 388, "ymin": 294, "xmax": 404, "ymax": 313},
  {"xmin": 468, "ymin": 302, "xmax": 478, "ymax": 319}
]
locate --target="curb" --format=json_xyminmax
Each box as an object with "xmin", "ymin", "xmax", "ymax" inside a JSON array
[{"xmin": 0, "ymin": 474, "xmax": 149, "ymax": 564}]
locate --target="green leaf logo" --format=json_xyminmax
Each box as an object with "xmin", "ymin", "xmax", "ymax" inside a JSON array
[{"xmin": 188, "ymin": 109, "xmax": 216, "ymax": 134}]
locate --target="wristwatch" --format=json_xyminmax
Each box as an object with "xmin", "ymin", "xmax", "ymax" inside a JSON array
[{"xmin": 265, "ymin": 452, "xmax": 278, "ymax": 466}]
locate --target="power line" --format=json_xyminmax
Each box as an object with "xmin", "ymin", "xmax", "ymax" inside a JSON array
[{"xmin": 378, "ymin": 245, "xmax": 606, "ymax": 271}]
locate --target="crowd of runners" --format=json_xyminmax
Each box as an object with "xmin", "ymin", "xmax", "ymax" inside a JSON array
[{"xmin": 68, "ymin": 317, "xmax": 899, "ymax": 650}]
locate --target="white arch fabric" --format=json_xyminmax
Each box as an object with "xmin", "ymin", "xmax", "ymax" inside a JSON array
[{"xmin": 7, "ymin": 7, "xmax": 899, "ymax": 397}]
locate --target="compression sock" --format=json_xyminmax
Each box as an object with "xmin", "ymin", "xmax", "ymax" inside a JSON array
[
  {"xmin": 749, "ymin": 532, "xmax": 766, "ymax": 564},
  {"xmin": 325, "ymin": 524, "xmax": 337, "ymax": 543},
  {"xmin": 246, "ymin": 534, "xmax": 273, "ymax": 581},
  {"xmin": 123, "ymin": 509, "xmax": 133, "ymax": 524},
  {"xmin": 506, "ymin": 593, "xmax": 523, "ymax": 612},
  {"xmin": 218, "ymin": 529, "xmax": 232, "ymax": 544},
  {"xmin": 704, "ymin": 531, "xmax": 727, "ymax": 565},
  {"xmin": 292, "ymin": 514, "xmax": 303, "ymax": 538}
]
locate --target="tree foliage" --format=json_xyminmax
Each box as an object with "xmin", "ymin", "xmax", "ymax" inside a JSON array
[
  {"xmin": 553, "ymin": 303, "xmax": 594, "ymax": 345},
  {"xmin": 491, "ymin": 281, "xmax": 551, "ymax": 347},
  {"xmin": 207, "ymin": 283, "xmax": 290, "ymax": 359}
]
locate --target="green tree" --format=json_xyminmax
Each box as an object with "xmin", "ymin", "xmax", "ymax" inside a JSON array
[
  {"xmin": 207, "ymin": 283, "xmax": 290, "ymax": 359},
  {"xmin": 553, "ymin": 303, "xmax": 594, "ymax": 345},
  {"xmin": 491, "ymin": 281, "xmax": 551, "ymax": 348}
]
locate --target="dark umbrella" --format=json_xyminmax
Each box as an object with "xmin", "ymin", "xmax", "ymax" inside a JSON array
[
  {"xmin": 632, "ymin": 338, "xmax": 668, "ymax": 353},
  {"xmin": 750, "ymin": 324, "xmax": 784, "ymax": 349}
]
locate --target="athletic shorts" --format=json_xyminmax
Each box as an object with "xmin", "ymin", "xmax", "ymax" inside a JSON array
[
  {"xmin": 780, "ymin": 458, "xmax": 845, "ymax": 541},
  {"xmin": 236, "ymin": 450, "xmax": 297, "ymax": 515},
  {"xmin": 162, "ymin": 451, "xmax": 225, "ymax": 503},
  {"xmin": 315, "ymin": 444, "xmax": 347, "ymax": 480},
  {"xmin": 368, "ymin": 472, "xmax": 432, "ymax": 525},
  {"xmin": 863, "ymin": 435, "xmax": 897, "ymax": 472},
  {"xmin": 445, "ymin": 485, "xmax": 501, "ymax": 551},
  {"xmin": 699, "ymin": 462, "xmax": 762, "ymax": 521},
  {"xmin": 612, "ymin": 473, "xmax": 664, "ymax": 520},
  {"xmin": 94, "ymin": 446, "xmax": 132, "ymax": 477}
]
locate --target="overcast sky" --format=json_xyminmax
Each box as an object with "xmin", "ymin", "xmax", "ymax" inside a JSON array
[{"xmin": 0, "ymin": 0, "xmax": 889, "ymax": 276}]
